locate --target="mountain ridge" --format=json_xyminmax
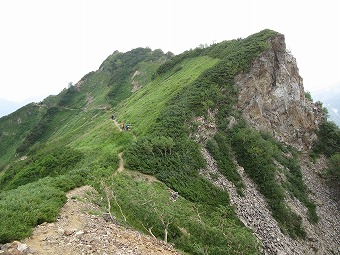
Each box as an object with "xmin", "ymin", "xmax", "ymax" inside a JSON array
[
  {"xmin": 0, "ymin": 99, "xmax": 32, "ymax": 118},
  {"xmin": 0, "ymin": 29, "xmax": 339, "ymax": 255}
]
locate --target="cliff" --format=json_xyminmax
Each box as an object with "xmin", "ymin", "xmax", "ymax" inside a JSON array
[
  {"xmin": 194, "ymin": 33, "xmax": 338, "ymax": 254},
  {"xmin": 229, "ymin": 34, "xmax": 338, "ymax": 254},
  {"xmin": 235, "ymin": 34, "xmax": 326, "ymax": 151}
]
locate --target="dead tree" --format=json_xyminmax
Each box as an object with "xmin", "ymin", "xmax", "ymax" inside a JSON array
[{"xmin": 100, "ymin": 180, "xmax": 127, "ymax": 222}]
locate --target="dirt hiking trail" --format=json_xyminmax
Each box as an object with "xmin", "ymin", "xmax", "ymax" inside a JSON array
[
  {"xmin": 116, "ymin": 152, "xmax": 124, "ymax": 174},
  {"xmin": 113, "ymin": 119, "xmax": 121, "ymax": 131},
  {"xmin": 21, "ymin": 185, "xmax": 182, "ymax": 255}
]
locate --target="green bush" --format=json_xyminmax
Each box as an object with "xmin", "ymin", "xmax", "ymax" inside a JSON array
[
  {"xmin": 16, "ymin": 107, "xmax": 60, "ymax": 154},
  {"xmin": 125, "ymin": 136, "xmax": 229, "ymax": 207},
  {"xmin": 1, "ymin": 147, "xmax": 83, "ymax": 190},
  {"xmin": 304, "ymin": 91, "xmax": 313, "ymax": 101},
  {"xmin": 231, "ymin": 127, "xmax": 306, "ymax": 238},
  {"xmin": 327, "ymin": 153, "xmax": 340, "ymax": 180},
  {"xmin": 324, "ymin": 153, "xmax": 340, "ymax": 199},
  {"xmin": 312, "ymin": 120, "xmax": 340, "ymax": 197},
  {"xmin": 207, "ymin": 133, "xmax": 244, "ymax": 195},
  {"xmin": 313, "ymin": 121, "xmax": 340, "ymax": 157},
  {"xmin": 259, "ymin": 132, "xmax": 318, "ymax": 223},
  {"xmin": 0, "ymin": 169, "xmax": 89, "ymax": 243},
  {"xmin": 58, "ymin": 86, "xmax": 83, "ymax": 108},
  {"xmin": 99, "ymin": 174, "xmax": 260, "ymax": 254},
  {"xmin": 0, "ymin": 103, "xmax": 46, "ymax": 167}
]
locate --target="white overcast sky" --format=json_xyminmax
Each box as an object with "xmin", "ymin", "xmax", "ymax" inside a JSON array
[{"xmin": 0, "ymin": 0, "xmax": 339, "ymax": 103}]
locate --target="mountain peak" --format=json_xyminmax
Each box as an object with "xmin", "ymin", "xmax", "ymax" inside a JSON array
[{"xmin": 235, "ymin": 33, "xmax": 327, "ymax": 150}]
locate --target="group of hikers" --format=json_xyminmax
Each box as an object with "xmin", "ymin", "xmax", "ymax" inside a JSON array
[{"xmin": 111, "ymin": 114, "xmax": 130, "ymax": 131}]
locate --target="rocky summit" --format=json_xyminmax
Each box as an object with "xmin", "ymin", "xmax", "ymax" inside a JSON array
[{"xmin": 235, "ymin": 34, "xmax": 325, "ymax": 151}]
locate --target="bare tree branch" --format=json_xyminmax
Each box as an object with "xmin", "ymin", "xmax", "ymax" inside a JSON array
[{"xmin": 100, "ymin": 180, "xmax": 126, "ymax": 222}]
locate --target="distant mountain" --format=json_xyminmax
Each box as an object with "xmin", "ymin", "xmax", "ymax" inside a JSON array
[
  {"xmin": 310, "ymin": 83, "xmax": 340, "ymax": 126},
  {"xmin": 0, "ymin": 98, "xmax": 22, "ymax": 118}
]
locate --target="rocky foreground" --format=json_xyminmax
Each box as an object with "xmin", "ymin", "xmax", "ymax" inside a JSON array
[{"xmin": 0, "ymin": 186, "xmax": 182, "ymax": 255}]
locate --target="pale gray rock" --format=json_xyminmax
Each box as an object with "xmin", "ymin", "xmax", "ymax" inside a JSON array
[
  {"xmin": 194, "ymin": 34, "xmax": 338, "ymax": 254},
  {"xmin": 234, "ymin": 34, "xmax": 326, "ymax": 151}
]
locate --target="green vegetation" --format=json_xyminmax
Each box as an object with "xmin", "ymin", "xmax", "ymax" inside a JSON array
[
  {"xmin": 0, "ymin": 169, "xmax": 88, "ymax": 243},
  {"xmin": 0, "ymin": 29, "xmax": 330, "ymax": 253},
  {"xmin": 207, "ymin": 133, "xmax": 244, "ymax": 195},
  {"xmin": 100, "ymin": 173, "xmax": 260, "ymax": 254},
  {"xmin": 312, "ymin": 120, "xmax": 340, "ymax": 197},
  {"xmin": 315, "ymin": 101, "xmax": 329, "ymax": 115},
  {"xmin": 230, "ymin": 126, "xmax": 317, "ymax": 237},
  {"xmin": 313, "ymin": 121, "xmax": 340, "ymax": 157},
  {"xmin": 0, "ymin": 147, "xmax": 83, "ymax": 190},
  {"xmin": 304, "ymin": 91, "xmax": 313, "ymax": 101},
  {"xmin": 260, "ymin": 132, "xmax": 318, "ymax": 224},
  {"xmin": 16, "ymin": 107, "xmax": 61, "ymax": 154},
  {"xmin": 325, "ymin": 153, "xmax": 340, "ymax": 192},
  {"xmin": 0, "ymin": 103, "xmax": 46, "ymax": 167}
]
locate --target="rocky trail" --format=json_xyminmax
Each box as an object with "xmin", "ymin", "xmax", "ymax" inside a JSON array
[
  {"xmin": 113, "ymin": 120, "xmax": 121, "ymax": 131},
  {"xmin": 116, "ymin": 153, "xmax": 124, "ymax": 174},
  {"xmin": 1, "ymin": 185, "xmax": 182, "ymax": 255},
  {"xmin": 1, "ymin": 152, "xmax": 182, "ymax": 255}
]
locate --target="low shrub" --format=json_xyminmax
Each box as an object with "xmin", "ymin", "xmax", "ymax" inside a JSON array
[
  {"xmin": 207, "ymin": 133, "xmax": 244, "ymax": 195},
  {"xmin": 0, "ymin": 169, "xmax": 89, "ymax": 243},
  {"xmin": 0, "ymin": 147, "xmax": 83, "ymax": 190},
  {"xmin": 98, "ymin": 174, "xmax": 260, "ymax": 254},
  {"xmin": 231, "ymin": 127, "xmax": 306, "ymax": 238}
]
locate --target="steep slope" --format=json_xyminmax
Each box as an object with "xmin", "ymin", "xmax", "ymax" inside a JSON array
[
  {"xmin": 0, "ymin": 30, "xmax": 338, "ymax": 255},
  {"xmin": 235, "ymin": 34, "xmax": 325, "ymax": 150},
  {"xmin": 0, "ymin": 103, "xmax": 46, "ymax": 168}
]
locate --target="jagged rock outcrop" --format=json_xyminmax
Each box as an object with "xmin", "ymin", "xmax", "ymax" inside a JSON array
[{"xmin": 234, "ymin": 34, "xmax": 326, "ymax": 151}]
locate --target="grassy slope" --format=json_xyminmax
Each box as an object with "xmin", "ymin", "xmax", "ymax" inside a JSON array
[
  {"xmin": 0, "ymin": 104, "xmax": 46, "ymax": 168},
  {"xmin": 0, "ymin": 45, "xmax": 261, "ymax": 254},
  {"xmin": 123, "ymin": 29, "xmax": 318, "ymax": 240},
  {"xmin": 0, "ymin": 29, "xmax": 321, "ymax": 254},
  {"xmin": 117, "ymin": 56, "xmax": 219, "ymax": 135}
]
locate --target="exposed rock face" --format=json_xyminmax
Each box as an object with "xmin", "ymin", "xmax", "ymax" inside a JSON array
[
  {"xmin": 230, "ymin": 34, "xmax": 338, "ymax": 254},
  {"xmin": 190, "ymin": 108, "xmax": 217, "ymax": 144},
  {"xmin": 192, "ymin": 40, "xmax": 339, "ymax": 252},
  {"xmin": 234, "ymin": 34, "xmax": 326, "ymax": 151}
]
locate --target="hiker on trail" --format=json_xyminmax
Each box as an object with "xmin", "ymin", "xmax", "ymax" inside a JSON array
[
  {"xmin": 121, "ymin": 122, "xmax": 125, "ymax": 130},
  {"xmin": 126, "ymin": 123, "xmax": 130, "ymax": 130},
  {"xmin": 111, "ymin": 114, "xmax": 115, "ymax": 120}
]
